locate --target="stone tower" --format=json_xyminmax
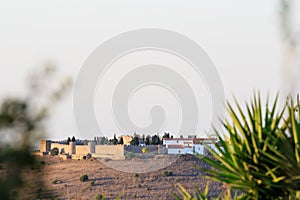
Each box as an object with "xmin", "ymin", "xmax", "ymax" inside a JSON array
[{"xmin": 40, "ymin": 140, "xmax": 51, "ymax": 153}]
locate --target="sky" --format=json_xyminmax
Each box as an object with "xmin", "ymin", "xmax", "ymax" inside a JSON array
[{"xmin": 0, "ymin": 0, "xmax": 299, "ymax": 140}]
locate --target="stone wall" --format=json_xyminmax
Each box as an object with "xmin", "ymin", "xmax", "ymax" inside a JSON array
[
  {"xmin": 124, "ymin": 145, "xmax": 158, "ymax": 154},
  {"xmin": 76, "ymin": 145, "xmax": 89, "ymax": 155},
  {"xmin": 50, "ymin": 143, "xmax": 70, "ymax": 154},
  {"xmin": 49, "ymin": 142, "xmax": 89, "ymax": 155},
  {"xmin": 40, "ymin": 140, "xmax": 165, "ymax": 160},
  {"xmin": 94, "ymin": 145, "xmax": 125, "ymax": 159}
]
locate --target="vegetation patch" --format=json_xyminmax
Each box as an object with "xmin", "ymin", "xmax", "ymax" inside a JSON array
[
  {"xmin": 161, "ymin": 170, "xmax": 173, "ymax": 177},
  {"xmin": 79, "ymin": 175, "xmax": 89, "ymax": 182},
  {"xmin": 50, "ymin": 147, "xmax": 59, "ymax": 156},
  {"xmin": 89, "ymin": 181, "xmax": 95, "ymax": 187}
]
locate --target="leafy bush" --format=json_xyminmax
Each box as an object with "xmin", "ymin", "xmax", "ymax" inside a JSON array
[
  {"xmin": 94, "ymin": 193, "xmax": 122, "ymax": 200},
  {"xmin": 94, "ymin": 194, "xmax": 104, "ymax": 200},
  {"xmin": 50, "ymin": 147, "xmax": 59, "ymax": 156},
  {"xmin": 125, "ymin": 152, "xmax": 135, "ymax": 159},
  {"xmin": 89, "ymin": 180, "xmax": 95, "ymax": 187},
  {"xmin": 40, "ymin": 161, "xmax": 46, "ymax": 165},
  {"xmin": 79, "ymin": 175, "xmax": 89, "ymax": 182},
  {"xmin": 142, "ymin": 147, "xmax": 148, "ymax": 153},
  {"xmin": 161, "ymin": 170, "xmax": 173, "ymax": 177}
]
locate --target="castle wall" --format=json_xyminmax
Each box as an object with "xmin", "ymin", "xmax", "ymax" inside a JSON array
[
  {"xmin": 94, "ymin": 145, "xmax": 125, "ymax": 159},
  {"xmin": 40, "ymin": 140, "xmax": 165, "ymax": 160},
  {"xmin": 50, "ymin": 143, "xmax": 70, "ymax": 154},
  {"xmin": 76, "ymin": 145, "xmax": 89, "ymax": 155},
  {"xmin": 124, "ymin": 145, "xmax": 158, "ymax": 154}
]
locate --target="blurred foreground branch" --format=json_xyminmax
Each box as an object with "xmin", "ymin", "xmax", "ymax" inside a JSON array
[{"xmin": 0, "ymin": 64, "xmax": 72, "ymax": 199}]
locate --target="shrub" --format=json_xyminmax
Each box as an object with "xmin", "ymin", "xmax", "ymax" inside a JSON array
[
  {"xmin": 125, "ymin": 152, "xmax": 134, "ymax": 159},
  {"xmin": 161, "ymin": 171, "xmax": 168, "ymax": 176},
  {"xmin": 94, "ymin": 194, "xmax": 104, "ymax": 200},
  {"xmin": 89, "ymin": 181, "xmax": 95, "ymax": 187},
  {"xmin": 79, "ymin": 175, "xmax": 89, "ymax": 182},
  {"xmin": 161, "ymin": 170, "xmax": 173, "ymax": 177},
  {"xmin": 50, "ymin": 147, "xmax": 59, "ymax": 156},
  {"xmin": 86, "ymin": 153, "xmax": 92, "ymax": 159},
  {"xmin": 82, "ymin": 155, "xmax": 87, "ymax": 160},
  {"xmin": 133, "ymin": 173, "xmax": 139, "ymax": 178},
  {"xmin": 142, "ymin": 147, "xmax": 148, "ymax": 154},
  {"xmin": 40, "ymin": 160, "xmax": 46, "ymax": 165}
]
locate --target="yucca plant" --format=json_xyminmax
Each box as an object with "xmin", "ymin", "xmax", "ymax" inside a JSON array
[
  {"xmin": 200, "ymin": 93, "xmax": 300, "ymax": 199},
  {"xmin": 173, "ymin": 183, "xmax": 244, "ymax": 200},
  {"xmin": 265, "ymin": 98, "xmax": 300, "ymax": 198},
  {"xmin": 173, "ymin": 183, "xmax": 210, "ymax": 200}
]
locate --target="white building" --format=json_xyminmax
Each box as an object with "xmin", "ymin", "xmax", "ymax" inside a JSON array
[
  {"xmin": 163, "ymin": 137, "xmax": 218, "ymax": 155},
  {"xmin": 163, "ymin": 138, "xmax": 194, "ymax": 154}
]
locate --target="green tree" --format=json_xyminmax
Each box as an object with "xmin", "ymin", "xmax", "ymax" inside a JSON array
[
  {"xmin": 113, "ymin": 134, "xmax": 118, "ymax": 145},
  {"xmin": 145, "ymin": 136, "xmax": 150, "ymax": 145},
  {"xmin": 142, "ymin": 134, "xmax": 145, "ymax": 143},
  {"xmin": 151, "ymin": 135, "xmax": 160, "ymax": 145},
  {"xmin": 162, "ymin": 132, "xmax": 170, "ymax": 145},
  {"xmin": 71, "ymin": 136, "xmax": 76, "ymax": 142},
  {"xmin": 67, "ymin": 137, "xmax": 71, "ymax": 144},
  {"xmin": 130, "ymin": 136, "xmax": 139, "ymax": 146},
  {"xmin": 162, "ymin": 132, "xmax": 170, "ymax": 139},
  {"xmin": 118, "ymin": 136, "xmax": 124, "ymax": 145}
]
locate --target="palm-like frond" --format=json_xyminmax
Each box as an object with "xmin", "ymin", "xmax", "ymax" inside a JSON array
[{"xmin": 201, "ymin": 93, "xmax": 300, "ymax": 199}]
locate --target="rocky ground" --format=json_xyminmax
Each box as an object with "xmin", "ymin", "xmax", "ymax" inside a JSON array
[{"xmin": 20, "ymin": 154, "xmax": 224, "ymax": 200}]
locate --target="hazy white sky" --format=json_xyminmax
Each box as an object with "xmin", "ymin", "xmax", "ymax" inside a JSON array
[{"xmin": 0, "ymin": 0, "xmax": 299, "ymax": 140}]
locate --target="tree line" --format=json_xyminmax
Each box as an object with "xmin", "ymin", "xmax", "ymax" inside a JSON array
[{"xmin": 87, "ymin": 132, "xmax": 173, "ymax": 146}]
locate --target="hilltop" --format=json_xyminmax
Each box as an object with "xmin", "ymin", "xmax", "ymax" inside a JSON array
[{"xmin": 20, "ymin": 154, "xmax": 223, "ymax": 199}]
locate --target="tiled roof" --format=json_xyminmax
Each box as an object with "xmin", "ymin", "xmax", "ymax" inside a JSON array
[
  {"xmin": 164, "ymin": 138, "xmax": 193, "ymax": 141},
  {"xmin": 167, "ymin": 144, "xmax": 184, "ymax": 149}
]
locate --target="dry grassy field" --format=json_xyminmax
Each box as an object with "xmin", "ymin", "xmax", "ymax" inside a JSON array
[{"xmin": 20, "ymin": 154, "xmax": 223, "ymax": 200}]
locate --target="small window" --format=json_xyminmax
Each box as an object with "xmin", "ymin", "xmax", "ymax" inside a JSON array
[{"xmin": 177, "ymin": 140, "xmax": 179, "ymax": 143}]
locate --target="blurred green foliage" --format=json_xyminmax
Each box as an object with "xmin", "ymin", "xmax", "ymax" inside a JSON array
[{"xmin": 0, "ymin": 65, "xmax": 72, "ymax": 199}]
